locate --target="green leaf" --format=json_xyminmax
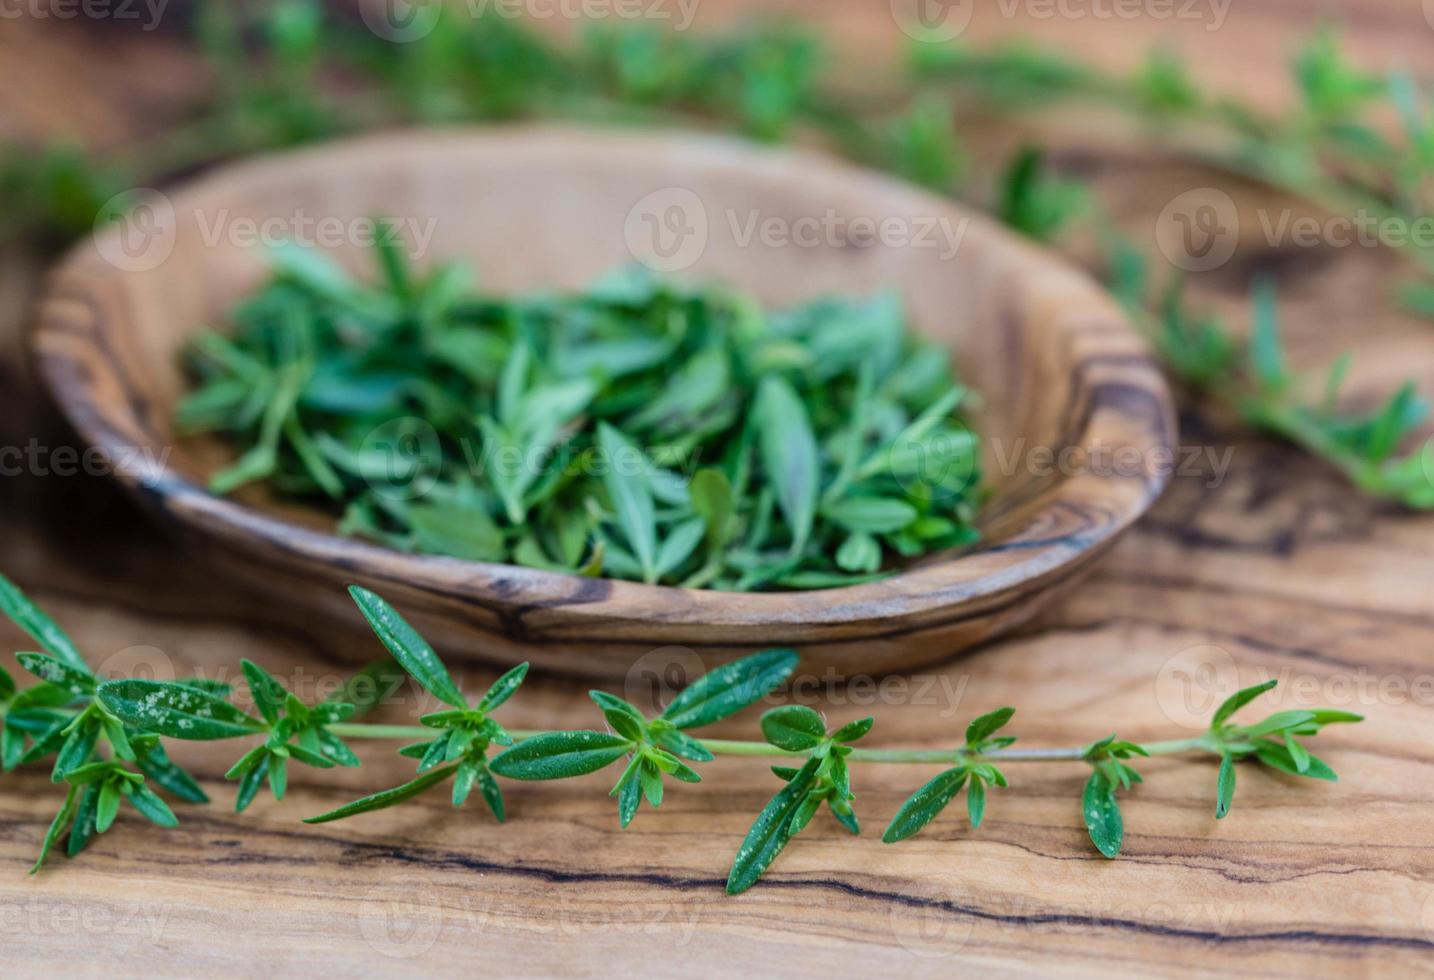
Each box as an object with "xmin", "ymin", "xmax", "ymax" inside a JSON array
[
  {"xmin": 304, "ymin": 764, "xmax": 461, "ymax": 823},
  {"xmin": 754, "ymin": 376, "xmax": 820, "ymax": 555},
  {"xmin": 965, "ymin": 707, "xmax": 1016, "ymax": 747},
  {"xmin": 67, "ymin": 784, "xmax": 100, "ymax": 858},
  {"xmin": 348, "ymin": 586, "xmax": 466, "ymax": 709},
  {"xmin": 1248, "ymin": 280, "xmax": 1289, "ymax": 393},
  {"xmin": 31, "ymin": 785, "xmax": 80, "ymax": 873},
  {"xmin": 1215, "ymin": 753, "xmax": 1236, "ymax": 819},
  {"xmin": 689, "ymin": 468, "xmax": 734, "ymax": 548},
  {"xmin": 1210, "ymin": 680, "xmax": 1277, "ymax": 728},
  {"xmin": 15, "ymin": 652, "xmax": 94, "ymax": 696},
  {"xmin": 476, "ymin": 763, "xmax": 505, "ymax": 821},
  {"xmin": 1254, "ymin": 740, "xmax": 1338, "ymax": 781},
  {"xmin": 661, "ymin": 648, "xmax": 799, "ymax": 730},
  {"xmin": 617, "ymin": 767, "xmax": 642, "ymax": 828},
  {"xmin": 655, "ymin": 728, "xmax": 714, "ymax": 762},
  {"xmin": 830, "ymin": 717, "xmax": 873, "ymax": 743},
  {"xmin": 760, "ymin": 705, "xmax": 827, "ymax": 751},
  {"xmin": 489, "ymin": 731, "xmax": 633, "ymax": 781},
  {"xmin": 134, "ymin": 742, "xmax": 210, "ymax": 803},
  {"xmin": 726, "ymin": 756, "xmax": 821, "ymax": 895},
  {"xmin": 589, "ymin": 690, "xmax": 648, "ymax": 741},
  {"xmin": 241, "ymin": 659, "xmax": 288, "ymax": 725},
  {"xmin": 234, "ymin": 762, "xmax": 266, "ymax": 813},
  {"xmin": 966, "ymin": 775, "xmax": 987, "ymax": 827},
  {"xmin": 597, "ymin": 424, "xmax": 658, "ymax": 583},
  {"xmin": 126, "ymin": 784, "xmax": 178, "ymax": 827},
  {"xmin": 821, "ymin": 496, "xmax": 917, "ymax": 534},
  {"xmin": 0, "ymin": 573, "xmax": 90, "ymax": 673},
  {"xmin": 96, "ymin": 780, "xmax": 121, "ymax": 833},
  {"xmin": 98, "ymin": 680, "xmax": 263, "ymax": 740},
  {"xmin": 1082, "ymin": 769, "xmax": 1123, "ymax": 858},
  {"xmin": 52, "ymin": 721, "xmax": 98, "ymax": 782},
  {"xmin": 883, "ymin": 768, "xmax": 968, "ymax": 843},
  {"xmin": 1238, "ymin": 710, "xmax": 1316, "ymax": 739},
  {"xmin": 478, "ymin": 662, "xmax": 529, "ymax": 713}
]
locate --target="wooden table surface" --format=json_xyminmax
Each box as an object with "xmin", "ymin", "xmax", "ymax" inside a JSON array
[{"xmin": 4, "ymin": 2, "xmax": 1434, "ymax": 976}]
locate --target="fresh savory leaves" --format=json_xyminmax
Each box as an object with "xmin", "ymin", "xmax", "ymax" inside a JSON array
[{"xmin": 180, "ymin": 251, "xmax": 982, "ymax": 591}]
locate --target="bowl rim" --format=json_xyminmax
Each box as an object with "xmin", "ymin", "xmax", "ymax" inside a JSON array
[{"xmin": 31, "ymin": 125, "xmax": 1176, "ymax": 636}]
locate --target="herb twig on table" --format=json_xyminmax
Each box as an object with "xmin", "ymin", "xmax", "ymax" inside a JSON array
[{"xmin": 0, "ymin": 572, "xmax": 1361, "ymax": 893}]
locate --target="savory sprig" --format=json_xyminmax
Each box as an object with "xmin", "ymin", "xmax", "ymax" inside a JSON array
[
  {"xmin": 1, "ymin": 572, "xmax": 1362, "ymax": 891},
  {"xmin": 180, "ymin": 247, "xmax": 983, "ymax": 590}
]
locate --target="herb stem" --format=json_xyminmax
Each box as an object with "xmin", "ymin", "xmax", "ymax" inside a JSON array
[{"xmin": 324, "ymin": 726, "xmax": 1216, "ymax": 763}]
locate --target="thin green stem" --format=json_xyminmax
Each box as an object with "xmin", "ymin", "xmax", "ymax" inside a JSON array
[{"xmin": 325, "ymin": 725, "xmax": 1218, "ymax": 764}]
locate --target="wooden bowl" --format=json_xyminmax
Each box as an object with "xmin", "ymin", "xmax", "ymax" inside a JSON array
[{"xmin": 33, "ymin": 127, "xmax": 1175, "ymax": 681}]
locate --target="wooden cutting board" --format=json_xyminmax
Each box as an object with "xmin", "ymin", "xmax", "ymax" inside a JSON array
[{"xmin": 2, "ymin": 3, "xmax": 1433, "ymax": 975}]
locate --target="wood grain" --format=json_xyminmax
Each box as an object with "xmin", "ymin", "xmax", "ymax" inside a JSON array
[{"xmin": 3, "ymin": 2, "xmax": 1434, "ymax": 977}]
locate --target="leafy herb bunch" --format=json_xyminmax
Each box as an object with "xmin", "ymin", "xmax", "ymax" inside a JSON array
[
  {"xmin": 180, "ymin": 245, "xmax": 982, "ymax": 591},
  {"xmin": 1, "ymin": 572, "xmax": 1360, "ymax": 893}
]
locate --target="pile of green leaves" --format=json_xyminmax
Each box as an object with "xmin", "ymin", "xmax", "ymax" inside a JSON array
[
  {"xmin": 178, "ymin": 245, "xmax": 981, "ymax": 590},
  {"xmin": 1, "ymin": 570, "xmax": 1361, "ymax": 893}
]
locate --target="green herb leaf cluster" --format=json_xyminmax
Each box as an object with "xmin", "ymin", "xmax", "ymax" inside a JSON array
[{"xmin": 179, "ymin": 249, "xmax": 982, "ymax": 590}]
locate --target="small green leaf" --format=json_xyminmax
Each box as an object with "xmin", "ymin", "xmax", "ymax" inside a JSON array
[
  {"xmin": 1215, "ymin": 753, "xmax": 1236, "ymax": 819},
  {"xmin": 348, "ymin": 586, "xmax": 466, "ymax": 709},
  {"xmin": 655, "ymin": 728, "xmax": 714, "ymax": 762},
  {"xmin": 31, "ymin": 784, "xmax": 80, "ymax": 873},
  {"xmin": 98, "ymin": 680, "xmax": 263, "ymax": 740},
  {"xmin": 965, "ymin": 707, "xmax": 1016, "ymax": 747},
  {"xmin": 760, "ymin": 705, "xmax": 827, "ymax": 751},
  {"xmin": 1082, "ymin": 769, "xmax": 1123, "ymax": 858},
  {"xmin": 0, "ymin": 572, "xmax": 90, "ymax": 674},
  {"xmin": 304, "ymin": 764, "xmax": 460, "ymax": 823},
  {"xmin": 830, "ymin": 717, "xmax": 873, "ymax": 743},
  {"xmin": 1210, "ymin": 680, "xmax": 1277, "ymax": 728},
  {"xmin": 489, "ymin": 731, "xmax": 633, "ymax": 781},
  {"xmin": 1238, "ymin": 710, "xmax": 1316, "ymax": 739},
  {"xmin": 241, "ymin": 659, "xmax": 288, "ymax": 725},
  {"xmin": 597, "ymin": 424, "xmax": 658, "ymax": 583},
  {"xmin": 478, "ymin": 662, "xmax": 529, "ymax": 713},
  {"xmin": 16, "ymin": 652, "xmax": 94, "ymax": 696},
  {"xmin": 660, "ymin": 648, "xmax": 799, "ymax": 730},
  {"xmin": 821, "ymin": 496, "xmax": 917, "ymax": 534},
  {"xmin": 126, "ymin": 784, "xmax": 178, "ymax": 827},
  {"xmin": 883, "ymin": 768, "xmax": 969, "ymax": 843},
  {"xmin": 589, "ymin": 691, "xmax": 648, "ymax": 742},
  {"xmin": 726, "ymin": 756, "xmax": 821, "ymax": 895},
  {"xmin": 966, "ymin": 775, "xmax": 987, "ymax": 828},
  {"xmin": 754, "ymin": 376, "xmax": 820, "ymax": 555},
  {"xmin": 96, "ymin": 780, "xmax": 121, "ymax": 834}
]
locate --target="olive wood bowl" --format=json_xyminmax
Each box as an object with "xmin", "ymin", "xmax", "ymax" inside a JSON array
[{"xmin": 33, "ymin": 127, "xmax": 1175, "ymax": 681}]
